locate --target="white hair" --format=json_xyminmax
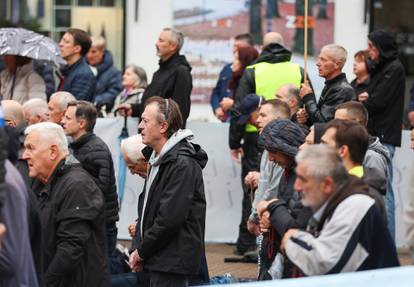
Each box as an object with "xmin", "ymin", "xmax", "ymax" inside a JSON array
[
  {"xmin": 49, "ymin": 92, "xmax": 76, "ymax": 111},
  {"xmin": 163, "ymin": 27, "xmax": 184, "ymax": 51},
  {"xmin": 120, "ymin": 134, "xmax": 146, "ymax": 163},
  {"xmin": 23, "ymin": 98, "xmax": 48, "ymax": 118},
  {"xmin": 322, "ymin": 44, "xmax": 348, "ymax": 68},
  {"xmin": 25, "ymin": 122, "xmax": 69, "ymax": 153},
  {"xmin": 91, "ymin": 35, "xmax": 106, "ymax": 50}
]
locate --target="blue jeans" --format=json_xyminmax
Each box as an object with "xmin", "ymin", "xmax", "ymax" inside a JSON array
[{"xmin": 384, "ymin": 144, "xmax": 395, "ymax": 241}]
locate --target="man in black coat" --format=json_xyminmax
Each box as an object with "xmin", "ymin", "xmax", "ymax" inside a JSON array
[
  {"xmin": 357, "ymin": 30, "xmax": 405, "ymax": 241},
  {"xmin": 117, "ymin": 28, "xmax": 192, "ymax": 127},
  {"xmin": 61, "ymin": 100, "xmax": 119, "ymax": 258},
  {"xmin": 129, "ymin": 97, "xmax": 207, "ymax": 287},
  {"xmin": 300, "ymin": 44, "xmax": 355, "ymax": 124},
  {"xmin": 23, "ymin": 122, "xmax": 110, "ymax": 287}
]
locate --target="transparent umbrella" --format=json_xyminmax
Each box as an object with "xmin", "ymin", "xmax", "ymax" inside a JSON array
[{"xmin": 0, "ymin": 27, "xmax": 66, "ymax": 67}]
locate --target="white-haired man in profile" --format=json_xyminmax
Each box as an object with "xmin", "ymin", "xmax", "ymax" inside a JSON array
[
  {"xmin": 23, "ymin": 122, "xmax": 110, "ymax": 286},
  {"xmin": 121, "ymin": 134, "xmax": 148, "ymax": 179},
  {"xmin": 278, "ymin": 145, "xmax": 399, "ymax": 276},
  {"xmin": 299, "ymin": 44, "xmax": 356, "ymax": 124},
  {"xmin": 121, "ymin": 134, "xmax": 148, "ymax": 239},
  {"xmin": 22, "ymin": 98, "xmax": 48, "ymax": 125},
  {"xmin": 47, "ymin": 91, "xmax": 76, "ymax": 124}
]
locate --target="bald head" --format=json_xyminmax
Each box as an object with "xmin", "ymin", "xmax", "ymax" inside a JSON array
[
  {"xmin": 276, "ymin": 84, "xmax": 301, "ymax": 115},
  {"xmin": 2, "ymin": 100, "xmax": 24, "ymax": 127},
  {"xmin": 23, "ymin": 98, "xmax": 48, "ymax": 125},
  {"xmin": 263, "ymin": 32, "xmax": 284, "ymax": 48},
  {"xmin": 48, "ymin": 92, "xmax": 76, "ymax": 124}
]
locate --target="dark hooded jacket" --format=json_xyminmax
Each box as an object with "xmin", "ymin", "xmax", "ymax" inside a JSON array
[
  {"xmin": 229, "ymin": 43, "xmax": 306, "ymax": 150},
  {"xmin": 363, "ymin": 30, "xmax": 405, "ymax": 146},
  {"xmin": 303, "ymin": 73, "xmax": 355, "ymax": 124},
  {"xmin": 234, "ymin": 43, "xmax": 305, "ymax": 107},
  {"xmin": 59, "ymin": 57, "xmax": 96, "ymax": 102},
  {"xmin": 93, "ymin": 50, "xmax": 123, "ymax": 110},
  {"xmin": 131, "ymin": 53, "xmax": 192, "ymax": 124},
  {"xmin": 31, "ymin": 155, "xmax": 110, "ymax": 287},
  {"xmin": 133, "ymin": 137, "xmax": 207, "ymax": 275},
  {"xmin": 70, "ymin": 132, "xmax": 119, "ymax": 227}
]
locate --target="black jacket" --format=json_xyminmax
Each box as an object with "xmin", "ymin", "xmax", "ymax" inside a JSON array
[
  {"xmin": 70, "ymin": 133, "xmax": 119, "ymax": 226},
  {"xmin": 131, "ymin": 53, "xmax": 192, "ymax": 124},
  {"xmin": 303, "ymin": 73, "xmax": 355, "ymax": 124},
  {"xmin": 363, "ymin": 30, "xmax": 405, "ymax": 146},
  {"xmin": 31, "ymin": 156, "xmax": 110, "ymax": 287},
  {"xmin": 133, "ymin": 140, "xmax": 207, "ymax": 275}
]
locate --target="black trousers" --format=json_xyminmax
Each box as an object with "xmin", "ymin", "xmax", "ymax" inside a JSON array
[
  {"xmin": 149, "ymin": 271, "xmax": 189, "ymax": 287},
  {"xmin": 236, "ymin": 132, "xmax": 261, "ymax": 252}
]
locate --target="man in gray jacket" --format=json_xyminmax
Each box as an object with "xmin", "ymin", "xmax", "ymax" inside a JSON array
[
  {"xmin": 334, "ymin": 101, "xmax": 389, "ymax": 179},
  {"xmin": 245, "ymin": 99, "xmax": 292, "ymax": 235}
]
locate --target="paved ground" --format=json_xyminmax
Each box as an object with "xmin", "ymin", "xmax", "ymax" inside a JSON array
[{"xmin": 119, "ymin": 241, "xmax": 413, "ymax": 281}]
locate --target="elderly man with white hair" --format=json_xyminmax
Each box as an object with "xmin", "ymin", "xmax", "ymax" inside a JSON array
[
  {"xmin": 47, "ymin": 91, "xmax": 76, "ymax": 124},
  {"xmin": 278, "ymin": 145, "xmax": 399, "ymax": 276},
  {"xmin": 121, "ymin": 134, "xmax": 148, "ymax": 178},
  {"xmin": 22, "ymin": 98, "xmax": 48, "ymax": 125},
  {"xmin": 299, "ymin": 44, "xmax": 356, "ymax": 124},
  {"xmin": 23, "ymin": 122, "xmax": 110, "ymax": 286}
]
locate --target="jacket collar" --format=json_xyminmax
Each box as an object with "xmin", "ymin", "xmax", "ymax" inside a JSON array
[
  {"xmin": 61, "ymin": 57, "xmax": 85, "ymax": 76},
  {"xmin": 70, "ymin": 132, "xmax": 94, "ymax": 150},
  {"xmin": 324, "ymin": 72, "xmax": 346, "ymax": 86}
]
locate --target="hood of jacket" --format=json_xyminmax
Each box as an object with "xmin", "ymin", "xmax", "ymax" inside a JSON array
[
  {"xmin": 368, "ymin": 30, "xmax": 399, "ymax": 71},
  {"xmin": 363, "ymin": 166, "xmax": 387, "ymax": 196},
  {"xmin": 149, "ymin": 129, "xmax": 194, "ymax": 166},
  {"xmin": 255, "ymin": 43, "xmax": 292, "ymax": 64},
  {"xmin": 149, "ymin": 129, "xmax": 208, "ymax": 169},
  {"xmin": 159, "ymin": 53, "xmax": 192, "ymax": 72},
  {"xmin": 96, "ymin": 50, "xmax": 114, "ymax": 74},
  {"xmin": 368, "ymin": 135, "xmax": 390, "ymax": 162}
]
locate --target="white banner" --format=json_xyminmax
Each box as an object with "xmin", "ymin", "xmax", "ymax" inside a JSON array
[{"xmin": 94, "ymin": 118, "xmax": 413, "ymax": 247}]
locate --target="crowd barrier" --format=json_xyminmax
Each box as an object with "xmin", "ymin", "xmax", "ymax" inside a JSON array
[
  {"xmin": 94, "ymin": 118, "xmax": 414, "ymax": 247},
  {"xmin": 229, "ymin": 266, "xmax": 414, "ymax": 287}
]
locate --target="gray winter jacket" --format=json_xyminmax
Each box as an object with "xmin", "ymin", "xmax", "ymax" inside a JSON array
[
  {"xmin": 249, "ymin": 150, "xmax": 283, "ymax": 223},
  {"xmin": 363, "ymin": 135, "xmax": 389, "ymax": 179}
]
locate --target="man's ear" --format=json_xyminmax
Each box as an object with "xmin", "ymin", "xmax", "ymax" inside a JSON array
[
  {"xmin": 160, "ymin": 121, "xmax": 169, "ymax": 135},
  {"xmin": 9, "ymin": 120, "xmax": 18, "ymax": 128},
  {"xmin": 321, "ymin": 176, "xmax": 335, "ymax": 196},
  {"xmin": 50, "ymin": 144, "xmax": 59, "ymax": 160},
  {"xmin": 78, "ymin": 119, "xmax": 87, "ymax": 131},
  {"xmin": 74, "ymin": 44, "xmax": 82, "ymax": 55},
  {"xmin": 338, "ymin": 145, "xmax": 348, "ymax": 159}
]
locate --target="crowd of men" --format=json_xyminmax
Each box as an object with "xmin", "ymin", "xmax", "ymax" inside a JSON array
[{"xmin": 0, "ymin": 23, "xmax": 413, "ymax": 287}]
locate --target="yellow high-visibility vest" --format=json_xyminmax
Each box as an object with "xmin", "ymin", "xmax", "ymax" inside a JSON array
[{"xmin": 244, "ymin": 61, "xmax": 302, "ymax": 132}]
